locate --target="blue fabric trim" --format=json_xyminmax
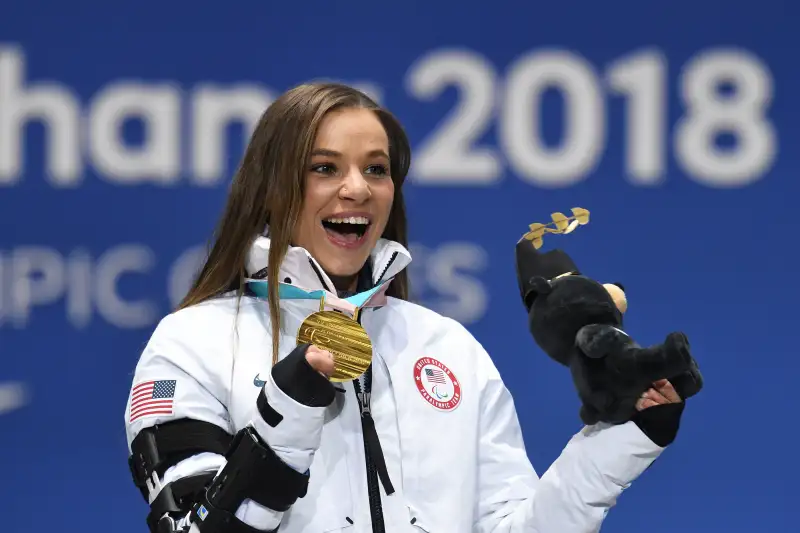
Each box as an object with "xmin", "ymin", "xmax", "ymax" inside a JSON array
[{"xmin": 246, "ymin": 279, "xmax": 386, "ymax": 306}]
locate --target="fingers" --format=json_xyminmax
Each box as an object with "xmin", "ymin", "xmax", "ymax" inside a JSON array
[
  {"xmin": 653, "ymin": 378, "xmax": 683, "ymax": 403},
  {"xmin": 635, "ymin": 397, "xmax": 660, "ymax": 411},
  {"xmin": 646, "ymin": 387, "xmax": 670, "ymax": 404},
  {"xmin": 305, "ymin": 345, "xmax": 335, "ymax": 378},
  {"xmin": 635, "ymin": 389, "xmax": 663, "ymax": 411},
  {"xmin": 635, "ymin": 380, "xmax": 682, "ymax": 411}
]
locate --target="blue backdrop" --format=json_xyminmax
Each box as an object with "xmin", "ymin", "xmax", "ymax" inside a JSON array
[{"xmin": 1, "ymin": 1, "xmax": 797, "ymax": 531}]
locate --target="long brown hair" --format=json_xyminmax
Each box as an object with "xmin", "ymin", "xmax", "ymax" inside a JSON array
[{"xmin": 178, "ymin": 83, "xmax": 412, "ymax": 364}]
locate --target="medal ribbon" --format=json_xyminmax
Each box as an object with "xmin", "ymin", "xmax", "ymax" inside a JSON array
[{"xmin": 245, "ymin": 278, "xmax": 391, "ymax": 315}]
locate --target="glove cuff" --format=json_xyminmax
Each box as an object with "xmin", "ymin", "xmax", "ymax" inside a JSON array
[{"xmin": 631, "ymin": 402, "xmax": 685, "ymax": 447}]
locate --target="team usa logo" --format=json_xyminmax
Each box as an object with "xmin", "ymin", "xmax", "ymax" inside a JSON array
[{"xmin": 413, "ymin": 357, "xmax": 461, "ymax": 411}]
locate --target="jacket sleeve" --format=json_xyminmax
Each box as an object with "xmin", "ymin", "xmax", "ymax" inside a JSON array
[
  {"xmin": 472, "ymin": 347, "xmax": 665, "ymax": 533},
  {"xmin": 125, "ymin": 310, "xmax": 284, "ymax": 531}
]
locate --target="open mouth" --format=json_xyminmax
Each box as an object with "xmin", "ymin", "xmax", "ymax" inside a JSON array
[{"xmin": 321, "ymin": 216, "xmax": 371, "ymax": 248}]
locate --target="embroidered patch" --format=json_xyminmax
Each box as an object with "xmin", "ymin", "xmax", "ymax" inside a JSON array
[
  {"xmin": 129, "ymin": 379, "xmax": 176, "ymax": 423},
  {"xmin": 413, "ymin": 357, "xmax": 461, "ymax": 411}
]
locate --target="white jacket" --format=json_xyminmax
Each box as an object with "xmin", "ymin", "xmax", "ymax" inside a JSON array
[{"xmin": 125, "ymin": 236, "xmax": 667, "ymax": 533}]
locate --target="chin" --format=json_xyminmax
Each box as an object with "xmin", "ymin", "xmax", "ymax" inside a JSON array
[{"xmin": 318, "ymin": 255, "xmax": 369, "ymax": 279}]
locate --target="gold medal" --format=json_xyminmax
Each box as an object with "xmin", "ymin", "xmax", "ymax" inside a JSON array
[{"xmin": 296, "ymin": 298, "xmax": 372, "ymax": 382}]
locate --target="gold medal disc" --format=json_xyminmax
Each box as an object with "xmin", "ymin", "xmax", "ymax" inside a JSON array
[{"xmin": 296, "ymin": 310, "xmax": 373, "ymax": 382}]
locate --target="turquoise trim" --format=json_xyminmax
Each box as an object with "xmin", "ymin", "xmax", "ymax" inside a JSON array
[{"xmin": 246, "ymin": 279, "xmax": 387, "ymax": 307}]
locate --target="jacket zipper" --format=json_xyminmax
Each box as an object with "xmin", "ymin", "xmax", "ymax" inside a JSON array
[
  {"xmin": 353, "ymin": 372, "xmax": 386, "ymax": 533},
  {"xmin": 307, "ymin": 249, "xmax": 398, "ymax": 531},
  {"xmin": 375, "ymin": 251, "xmax": 399, "ymax": 285}
]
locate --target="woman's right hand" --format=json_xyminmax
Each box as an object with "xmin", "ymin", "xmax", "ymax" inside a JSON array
[
  {"xmin": 270, "ymin": 343, "xmax": 336, "ymax": 408},
  {"xmin": 305, "ymin": 345, "xmax": 335, "ymax": 378}
]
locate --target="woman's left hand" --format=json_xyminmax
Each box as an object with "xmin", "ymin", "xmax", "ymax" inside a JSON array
[{"xmin": 636, "ymin": 379, "xmax": 683, "ymax": 411}]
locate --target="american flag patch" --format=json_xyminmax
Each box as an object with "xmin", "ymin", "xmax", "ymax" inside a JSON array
[
  {"xmin": 129, "ymin": 380, "xmax": 176, "ymax": 423},
  {"xmin": 425, "ymin": 368, "xmax": 447, "ymax": 384}
]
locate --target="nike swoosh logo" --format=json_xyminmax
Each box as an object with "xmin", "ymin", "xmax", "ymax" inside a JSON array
[{"xmin": 253, "ymin": 374, "xmax": 266, "ymax": 387}]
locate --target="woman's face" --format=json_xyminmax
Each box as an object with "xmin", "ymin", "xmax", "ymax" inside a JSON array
[{"xmin": 292, "ymin": 107, "xmax": 395, "ymax": 287}]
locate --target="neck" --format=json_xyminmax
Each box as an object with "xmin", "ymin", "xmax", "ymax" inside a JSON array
[
  {"xmin": 327, "ymin": 259, "xmax": 373, "ymax": 296},
  {"xmin": 328, "ymin": 273, "xmax": 358, "ymax": 294}
]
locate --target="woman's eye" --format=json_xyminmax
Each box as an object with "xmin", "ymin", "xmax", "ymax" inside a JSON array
[
  {"xmin": 365, "ymin": 164, "xmax": 389, "ymax": 176},
  {"xmin": 311, "ymin": 163, "xmax": 336, "ymax": 175}
]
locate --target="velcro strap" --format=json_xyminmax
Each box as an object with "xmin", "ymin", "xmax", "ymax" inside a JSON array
[
  {"xmin": 129, "ymin": 419, "xmax": 233, "ymax": 499},
  {"xmin": 256, "ymin": 387, "xmax": 284, "ymax": 427},
  {"xmin": 207, "ymin": 426, "xmax": 309, "ymax": 513}
]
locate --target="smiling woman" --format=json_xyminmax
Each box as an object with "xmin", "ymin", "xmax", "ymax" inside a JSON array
[
  {"xmin": 293, "ymin": 108, "xmax": 397, "ymax": 291},
  {"xmin": 124, "ymin": 82, "xmax": 687, "ymax": 533}
]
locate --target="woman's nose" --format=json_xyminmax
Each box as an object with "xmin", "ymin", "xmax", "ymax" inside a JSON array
[{"xmin": 339, "ymin": 170, "xmax": 371, "ymax": 202}]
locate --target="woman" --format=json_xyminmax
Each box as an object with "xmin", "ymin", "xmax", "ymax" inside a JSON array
[{"xmin": 125, "ymin": 83, "xmax": 685, "ymax": 533}]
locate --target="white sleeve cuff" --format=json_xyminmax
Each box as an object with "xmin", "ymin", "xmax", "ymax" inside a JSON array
[{"xmin": 568, "ymin": 420, "xmax": 665, "ymax": 490}]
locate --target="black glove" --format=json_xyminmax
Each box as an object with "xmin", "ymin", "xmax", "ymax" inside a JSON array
[{"xmin": 271, "ymin": 343, "xmax": 336, "ymax": 408}]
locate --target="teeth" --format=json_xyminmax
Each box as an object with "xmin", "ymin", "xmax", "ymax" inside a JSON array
[{"xmin": 325, "ymin": 216, "xmax": 370, "ymax": 225}]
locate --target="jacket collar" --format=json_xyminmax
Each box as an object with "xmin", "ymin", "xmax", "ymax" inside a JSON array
[{"xmin": 245, "ymin": 234, "xmax": 412, "ymax": 293}]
